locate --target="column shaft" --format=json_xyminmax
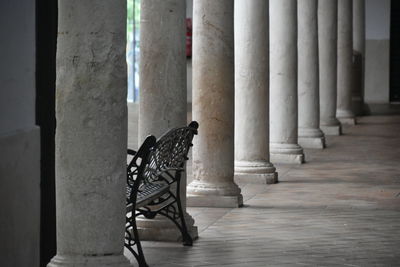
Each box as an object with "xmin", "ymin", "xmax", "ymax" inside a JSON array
[
  {"xmin": 337, "ymin": 0, "xmax": 356, "ymax": 124},
  {"xmin": 352, "ymin": 0, "xmax": 365, "ymax": 115},
  {"xmin": 298, "ymin": 0, "xmax": 326, "ymax": 149},
  {"xmin": 137, "ymin": 0, "xmax": 198, "ymax": 242},
  {"xmin": 187, "ymin": 0, "xmax": 243, "ymax": 208},
  {"xmin": 270, "ymin": 0, "xmax": 304, "ymax": 164},
  {"xmin": 318, "ymin": 0, "xmax": 342, "ymax": 135},
  {"xmin": 48, "ymin": 0, "xmax": 130, "ymax": 266},
  {"xmin": 234, "ymin": 0, "xmax": 277, "ymax": 184}
]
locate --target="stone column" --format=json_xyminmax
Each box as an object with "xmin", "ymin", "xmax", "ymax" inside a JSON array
[
  {"xmin": 298, "ymin": 0, "xmax": 326, "ymax": 149},
  {"xmin": 137, "ymin": 0, "xmax": 198, "ymax": 241},
  {"xmin": 234, "ymin": 0, "xmax": 278, "ymax": 184},
  {"xmin": 337, "ymin": 0, "xmax": 356, "ymax": 125},
  {"xmin": 48, "ymin": 1, "xmax": 130, "ymax": 266},
  {"xmin": 352, "ymin": 0, "xmax": 365, "ymax": 115},
  {"xmin": 318, "ymin": 0, "xmax": 342, "ymax": 136},
  {"xmin": 270, "ymin": 0, "xmax": 305, "ymax": 164},
  {"xmin": 187, "ymin": 0, "xmax": 243, "ymax": 208}
]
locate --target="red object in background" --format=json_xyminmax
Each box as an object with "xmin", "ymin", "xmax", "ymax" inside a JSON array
[{"xmin": 186, "ymin": 18, "xmax": 192, "ymax": 58}]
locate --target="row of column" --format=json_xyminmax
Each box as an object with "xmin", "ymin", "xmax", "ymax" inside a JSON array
[{"xmin": 49, "ymin": 0, "xmax": 366, "ymax": 266}]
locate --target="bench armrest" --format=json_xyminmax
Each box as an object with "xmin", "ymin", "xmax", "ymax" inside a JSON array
[{"xmin": 127, "ymin": 148, "xmax": 137, "ymax": 156}]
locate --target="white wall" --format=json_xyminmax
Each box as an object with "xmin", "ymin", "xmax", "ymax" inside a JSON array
[
  {"xmin": 186, "ymin": 0, "xmax": 193, "ymax": 18},
  {"xmin": 364, "ymin": 0, "xmax": 391, "ymax": 104},
  {"xmin": 366, "ymin": 0, "xmax": 391, "ymax": 40},
  {"xmin": 0, "ymin": 1, "xmax": 36, "ymax": 134},
  {"xmin": 0, "ymin": 1, "xmax": 40, "ymax": 266}
]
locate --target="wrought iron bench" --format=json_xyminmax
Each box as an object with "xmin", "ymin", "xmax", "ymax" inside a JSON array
[{"xmin": 125, "ymin": 121, "xmax": 199, "ymax": 267}]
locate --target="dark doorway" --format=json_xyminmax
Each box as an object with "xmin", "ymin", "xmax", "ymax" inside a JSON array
[
  {"xmin": 390, "ymin": 1, "xmax": 400, "ymax": 102},
  {"xmin": 36, "ymin": 0, "xmax": 58, "ymax": 265}
]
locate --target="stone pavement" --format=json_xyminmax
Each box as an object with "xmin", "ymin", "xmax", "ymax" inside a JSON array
[{"xmin": 125, "ymin": 115, "xmax": 400, "ymax": 266}]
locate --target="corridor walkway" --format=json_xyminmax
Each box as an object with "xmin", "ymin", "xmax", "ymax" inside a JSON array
[{"xmin": 126, "ymin": 115, "xmax": 400, "ymax": 266}]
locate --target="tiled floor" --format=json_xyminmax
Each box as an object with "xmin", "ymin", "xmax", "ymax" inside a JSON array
[{"xmin": 126, "ymin": 115, "xmax": 400, "ymax": 266}]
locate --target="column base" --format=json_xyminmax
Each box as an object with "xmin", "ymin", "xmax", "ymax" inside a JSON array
[
  {"xmin": 234, "ymin": 172, "xmax": 278, "ymax": 184},
  {"xmin": 298, "ymin": 128, "xmax": 326, "ymax": 149},
  {"xmin": 270, "ymin": 143, "xmax": 305, "ymax": 164},
  {"xmin": 187, "ymin": 194, "xmax": 243, "ymax": 208},
  {"xmin": 352, "ymin": 96, "xmax": 364, "ymax": 116},
  {"xmin": 320, "ymin": 125, "xmax": 342, "ymax": 136},
  {"xmin": 270, "ymin": 153, "xmax": 305, "ymax": 164},
  {"xmin": 337, "ymin": 109, "xmax": 356, "ymax": 125},
  {"xmin": 298, "ymin": 136, "xmax": 326, "ymax": 149},
  {"xmin": 136, "ymin": 213, "xmax": 198, "ymax": 242},
  {"xmin": 48, "ymin": 254, "xmax": 131, "ymax": 267},
  {"xmin": 187, "ymin": 180, "xmax": 243, "ymax": 207},
  {"xmin": 234, "ymin": 160, "xmax": 278, "ymax": 184},
  {"xmin": 338, "ymin": 117, "xmax": 356, "ymax": 125}
]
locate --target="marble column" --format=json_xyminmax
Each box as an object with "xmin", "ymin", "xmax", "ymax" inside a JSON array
[
  {"xmin": 48, "ymin": 1, "xmax": 130, "ymax": 266},
  {"xmin": 337, "ymin": 0, "xmax": 356, "ymax": 125},
  {"xmin": 234, "ymin": 0, "xmax": 278, "ymax": 184},
  {"xmin": 318, "ymin": 0, "xmax": 342, "ymax": 136},
  {"xmin": 187, "ymin": 0, "xmax": 243, "ymax": 208},
  {"xmin": 137, "ymin": 0, "xmax": 198, "ymax": 241},
  {"xmin": 298, "ymin": 0, "xmax": 326, "ymax": 149},
  {"xmin": 352, "ymin": 0, "xmax": 365, "ymax": 115},
  {"xmin": 270, "ymin": 0, "xmax": 305, "ymax": 164}
]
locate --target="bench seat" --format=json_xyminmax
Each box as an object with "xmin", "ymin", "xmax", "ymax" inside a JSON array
[{"xmin": 126, "ymin": 182, "xmax": 170, "ymax": 212}]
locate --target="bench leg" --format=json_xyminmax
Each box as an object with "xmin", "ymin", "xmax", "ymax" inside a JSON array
[
  {"xmin": 177, "ymin": 199, "xmax": 193, "ymax": 246},
  {"xmin": 176, "ymin": 174, "xmax": 193, "ymax": 246},
  {"xmin": 156, "ymin": 178, "xmax": 193, "ymax": 246},
  {"xmin": 125, "ymin": 215, "xmax": 149, "ymax": 267}
]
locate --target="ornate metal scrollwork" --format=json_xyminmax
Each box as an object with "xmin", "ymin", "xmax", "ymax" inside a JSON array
[{"xmin": 124, "ymin": 122, "xmax": 199, "ymax": 267}]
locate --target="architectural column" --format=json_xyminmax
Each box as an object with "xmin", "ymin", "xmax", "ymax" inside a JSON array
[
  {"xmin": 337, "ymin": 0, "xmax": 356, "ymax": 125},
  {"xmin": 234, "ymin": 0, "xmax": 278, "ymax": 184},
  {"xmin": 298, "ymin": 0, "xmax": 326, "ymax": 149},
  {"xmin": 318, "ymin": 0, "xmax": 342, "ymax": 136},
  {"xmin": 137, "ymin": 0, "xmax": 198, "ymax": 241},
  {"xmin": 352, "ymin": 0, "xmax": 365, "ymax": 115},
  {"xmin": 48, "ymin": 1, "xmax": 130, "ymax": 266},
  {"xmin": 270, "ymin": 0, "xmax": 305, "ymax": 163},
  {"xmin": 187, "ymin": 0, "xmax": 243, "ymax": 208}
]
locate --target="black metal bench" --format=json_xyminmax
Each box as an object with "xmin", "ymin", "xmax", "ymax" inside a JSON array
[{"xmin": 125, "ymin": 121, "xmax": 199, "ymax": 267}]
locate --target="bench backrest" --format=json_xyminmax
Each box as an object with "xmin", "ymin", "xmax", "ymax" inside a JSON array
[
  {"xmin": 126, "ymin": 121, "xmax": 199, "ymax": 205},
  {"xmin": 127, "ymin": 135, "xmax": 156, "ymax": 203},
  {"xmin": 143, "ymin": 121, "xmax": 199, "ymax": 184}
]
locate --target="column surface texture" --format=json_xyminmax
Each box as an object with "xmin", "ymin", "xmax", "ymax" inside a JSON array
[
  {"xmin": 298, "ymin": 0, "xmax": 326, "ymax": 149},
  {"xmin": 48, "ymin": 0, "xmax": 130, "ymax": 266},
  {"xmin": 138, "ymin": 0, "xmax": 198, "ymax": 241},
  {"xmin": 270, "ymin": 0, "xmax": 305, "ymax": 164},
  {"xmin": 318, "ymin": 0, "xmax": 342, "ymax": 136},
  {"xmin": 352, "ymin": 0, "xmax": 365, "ymax": 115},
  {"xmin": 337, "ymin": 0, "xmax": 356, "ymax": 125},
  {"xmin": 234, "ymin": 0, "xmax": 278, "ymax": 184},
  {"xmin": 187, "ymin": 0, "xmax": 243, "ymax": 208}
]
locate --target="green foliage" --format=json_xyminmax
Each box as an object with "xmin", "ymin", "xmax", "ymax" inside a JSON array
[{"xmin": 127, "ymin": 0, "xmax": 140, "ymax": 42}]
